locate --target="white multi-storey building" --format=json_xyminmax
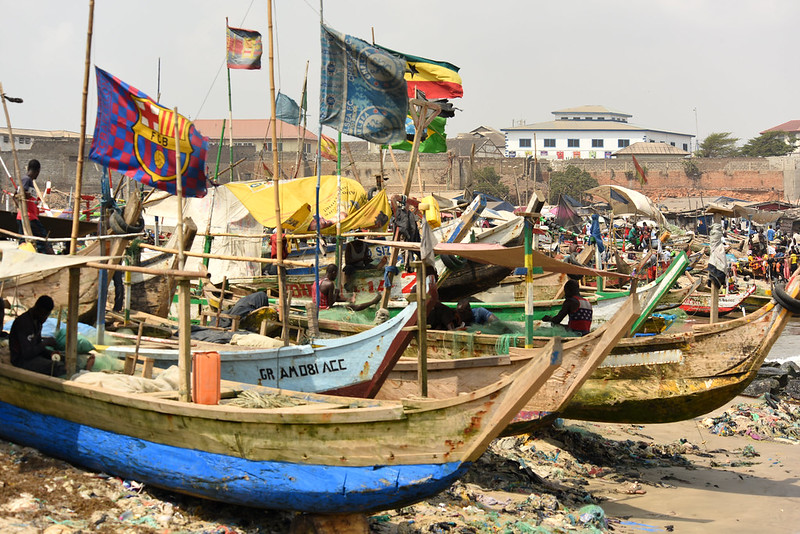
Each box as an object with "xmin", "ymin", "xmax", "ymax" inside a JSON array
[{"xmin": 501, "ymin": 105, "xmax": 693, "ymax": 160}]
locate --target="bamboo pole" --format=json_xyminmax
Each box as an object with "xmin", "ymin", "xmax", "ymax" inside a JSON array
[
  {"xmin": 0, "ymin": 82, "xmax": 33, "ymax": 240},
  {"xmin": 174, "ymin": 108, "xmax": 192, "ymax": 402},
  {"xmin": 65, "ymin": 0, "xmax": 95, "ymax": 376},
  {"xmin": 415, "ymin": 261, "xmax": 427, "ymax": 397},
  {"xmin": 139, "ymin": 243, "xmax": 312, "ymax": 267},
  {"xmin": 267, "ymin": 0, "xmax": 289, "ymax": 344}
]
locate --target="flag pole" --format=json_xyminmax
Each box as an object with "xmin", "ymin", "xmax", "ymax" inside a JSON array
[
  {"xmin": 293, "ymin": 61, "xmax": 309, "ymax": 179},
  {"xmin": 267, "ymin": 0, "xmax": 289, "ymax": 344},
  {"xmin": 65, "ymin": 0, "xmax": 95, "ymax": 376},
  {"xmin": 225, "ymin": 18, "xmax": 235, "ymax": 180}
]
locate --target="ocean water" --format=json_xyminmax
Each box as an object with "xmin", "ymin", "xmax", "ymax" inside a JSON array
[{"xmin": 766, "ymin": 316, "xmax": 800, "ymax": 366}]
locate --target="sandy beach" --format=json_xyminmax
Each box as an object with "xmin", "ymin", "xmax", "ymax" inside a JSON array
[{"xmin": 0, "ymin": 393, "xmax": 797, "ymax": 533}]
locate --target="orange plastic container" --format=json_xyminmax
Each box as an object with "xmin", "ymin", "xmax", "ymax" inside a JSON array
[{"xmin": 192, "ymin": 351, "xmax": 221, "ymax": 405}]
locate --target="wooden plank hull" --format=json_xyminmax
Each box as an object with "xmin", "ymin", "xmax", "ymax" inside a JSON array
[
  {"xmin": 382, "ymin": 285, "xmax": 794, "ymax": 425},
  {"xmin": 0, "ymin": 333, "xmax": 561, "ymax": 512},
  {"xmin": 101, "ymin": 302, "xmax": 421, "ymax": 397},
  {"xmin": 378, "ymin": 292, "xmax": 641, "ymax": 435}
]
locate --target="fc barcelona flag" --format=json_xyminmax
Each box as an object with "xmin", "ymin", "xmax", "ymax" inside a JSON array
[
  {"xmin": 226, "ymin": 25, "xmax": 262, "ymax": 70},
  {"xmin": 89, "ymin": 67, "xmax": 209, "ymax": 197}
]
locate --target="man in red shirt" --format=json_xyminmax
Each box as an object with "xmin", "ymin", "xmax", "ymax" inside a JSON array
[{"xmin": 16, "ymin": 159, "xmax": 53, "ymax": 254}]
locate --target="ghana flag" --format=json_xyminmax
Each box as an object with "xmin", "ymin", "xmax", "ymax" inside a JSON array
[
  {"xmin": 389, "ymin": 115, "xmax": 447, "ymax": 153},
  {"xmin": 375, "ymin": 44, "xmax": 462, "ymax": 99}
]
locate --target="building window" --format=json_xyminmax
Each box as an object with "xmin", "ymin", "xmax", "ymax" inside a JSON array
[
  {"xmin": 519, "ymin": 138, "xmax": 532, "ymax": 148},
  {"xmin": 683, "ymin": 143, "xmax": 688, "ymax": 151},
  {"xmin": 567, "ymin": 139, "xmax": 580, "ymax": 148},
  {"xmin": 618, "ymin": 139, "xmax": 629, "ymax": 148},
  {"xmin": 591, "ymin": 139, "xmax": 604, "ymax": 148},
  {"xmin": 670, "ymin": 142, "xmax": 675, "ymax": 146},
  {"xmin": 2, "ymin": 135, "xmax": 8, "ymax": 143},
  {"xmin": 543, "ymin": 139, "xmax": 555, "ymax": 148}
]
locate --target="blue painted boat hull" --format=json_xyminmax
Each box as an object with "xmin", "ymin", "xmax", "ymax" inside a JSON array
[{"xmin": 0, "ymin": 400, "xmax": 469, "ymax": 513}]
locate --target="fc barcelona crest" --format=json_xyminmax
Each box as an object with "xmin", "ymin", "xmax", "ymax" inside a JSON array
[{"xmin": 131, "ymin": 96, "xmax": 192, "ymax": 182}]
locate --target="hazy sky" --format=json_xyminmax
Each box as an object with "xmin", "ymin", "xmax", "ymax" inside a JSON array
[{"xmin": 2, "ymin": 0, "xmax": 797, "ymax": 146}]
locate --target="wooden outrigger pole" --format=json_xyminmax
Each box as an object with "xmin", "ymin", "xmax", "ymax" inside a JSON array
[
  {"xmin": 378, "ymin": 98, "xmax": 441, "ymax": 312},
  {"xmin": 65, "ymin": 0, "xmax": 95, "ymax": 375},
  {"xmin": 267, "ymin": 0, "xmax": 289, "ymax": 344}
]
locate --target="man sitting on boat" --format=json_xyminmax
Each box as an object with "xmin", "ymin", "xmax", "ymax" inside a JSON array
[
  {"xmin": 541, "ymin": 279, "xmax": 594, "ymax": 336},
  {"xmin": 8, "ymin": 296, "xmax": 74, "ymax": 376},
  {"xmin": 456, "ymin": 298, "xmax": 498, "ymax": 328}
]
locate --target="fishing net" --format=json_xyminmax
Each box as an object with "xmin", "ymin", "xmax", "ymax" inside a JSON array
[{"xmin": 227, "ymin": 389, "xmax": 309, "ymax": 409}]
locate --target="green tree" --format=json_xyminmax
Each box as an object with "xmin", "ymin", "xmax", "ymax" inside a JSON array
[
  {"xmin": 740, "ymin": 131, "xmax": 797, "ymax": 157},
  {"xmin": 547, "ymin": 165, "xmax": 598, "ymax": 204},
  {"xmin": 472, "ymin": 167, "xmax": 510, "ymax": 200},
  {"xmin": 696, "ymin": 132, "xmax": 740, "ymax": 157}
]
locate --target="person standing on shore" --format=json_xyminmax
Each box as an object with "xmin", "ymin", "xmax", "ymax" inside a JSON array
[{"xmin": 16, "ymin": 159, "xmax": 53, "ymax": 254}]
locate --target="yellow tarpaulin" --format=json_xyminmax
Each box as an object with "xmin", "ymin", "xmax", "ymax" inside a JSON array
[
  {"xmin": 324, "ymin": 189, "xmax": 391, "ymax": 234},
  {"xmin": 225, "ymin": 176, "xmax": 367, "ymax": 228}
]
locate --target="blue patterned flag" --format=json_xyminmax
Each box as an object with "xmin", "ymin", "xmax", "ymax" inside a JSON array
[
  {"xmin": 319, "ymin": 25, "xmax": 408, "ymax": 144},
  {"xmin": 276, "ymin": 92, "xmax": 301, "ymax": 126},
  {"xmin": 89, "ymin": 68, "xmax": 209, "ymax": 198}
]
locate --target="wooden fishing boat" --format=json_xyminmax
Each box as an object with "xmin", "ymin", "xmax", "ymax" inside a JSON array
[
  {"xmin": 377, "ymin": 289, "xmax": 641, "ymax": 435},
  {"xmin": 0, "ymin": 334, "xmax": 562, "ymax": 515},
  {"xmin": 381, "ymin": 272, "xmax": 800, "ymax": 426},
  {"xmin": 1, "ymin": 240, "xmax": 104, "ymax": 321},
  {"xmin": 101, "ymin": 300, "xmax": 421, "ymax": 397},
  {"xmin": 0, "ymin": 198, "xmax": 142, "ymax": 321},
  {"xmin": 561, "ymin": 276, "xmax": 799, "ymax": 423},
  {"xmin": 679, "ymin": 284, "xmax": 756, "ymax": 316},
  {"xmin": 652, "ymin": 276, "xmax": 701, "ymax": 312},
  {"xmin": 127, "ymin": 218, "xmax": 198, "ymax": 317}
]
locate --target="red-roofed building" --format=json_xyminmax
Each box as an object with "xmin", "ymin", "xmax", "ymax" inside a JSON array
[
  {"xmin": 193, "ymin": 118, "xmax": 319, "ymax": 180},
  {"xmin": 760, "ymin": 120, "xmax": 800, "ymax": 154}
]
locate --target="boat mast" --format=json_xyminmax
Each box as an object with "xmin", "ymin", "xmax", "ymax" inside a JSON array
[
  {"xmin": 65, "ymin": 0, "xmax": 95, "ymax": 375},
  {"xmin": 267, "ymin": 0, "xmax": 289, "ymax": 344}
]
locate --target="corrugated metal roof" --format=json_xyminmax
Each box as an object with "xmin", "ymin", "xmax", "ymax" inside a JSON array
[
  {"xmin": 614, "ymin": 142, "xmax": 689, "ymax": 156},
  {"xmin": 0, "ymin": 128, "xmax": 82, "ymax": 138},
  {"xmin": 552, "ymin": 105, "xmax": 631, "ymax": 117},
  {"xmin": 193, "ymin": 119, "xmax": 317, "ymax": 141}
]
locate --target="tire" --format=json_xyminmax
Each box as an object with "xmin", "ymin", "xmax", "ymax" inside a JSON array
[
  {"xmin": 109, "ymin": 210, "xmax": 145, "ymax": 235},
  {"xmin": 772, "ymin": 284, "xmax": 800, "ymax": 315},
  {"xmin": 441, "ymin": 254, "xmax": 467, "ymax": 270},
  {"xmin": 367, "ymin": 187, "xmax": 378, "ymax": 200}
]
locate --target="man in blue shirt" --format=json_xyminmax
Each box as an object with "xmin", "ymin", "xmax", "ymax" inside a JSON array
[
  {"xmin": 767, "ymin": 225, "xmax": 775, "ymax": 242},
  {"xmin": 456, "ymin": 298, "xmax": 497, "ymax": 327}
]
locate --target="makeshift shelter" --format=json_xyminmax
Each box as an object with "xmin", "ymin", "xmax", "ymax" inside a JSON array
[
  {"xmin": 586, "ymin": 185, "xmax": 667, "ymax": 227},
  {"xmin": 143, "ymin": 186, "xmax": 263, "ymax": 285}
]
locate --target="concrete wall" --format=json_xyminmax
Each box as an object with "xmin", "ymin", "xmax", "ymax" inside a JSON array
[{"xmin": 5, "ymin": 135, "xmax": 800, "ymax": 211}]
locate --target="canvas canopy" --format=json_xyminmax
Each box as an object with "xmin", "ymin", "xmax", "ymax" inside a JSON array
[
  {"xmin": 142, "ymin": 186, "xmax": 264, "ymax": 285},
  {"xmin": 0, "ymin": 241, "xmax": 112, "ymax": 281},
  {"xmin": 587, "ymin": 185, "xmax": 666, "ymax": 226},
  {"xmin": 362, "ymin": 240, "xmax": 629, "ymax": 278},
  {"xmin": 225, "ymin": 175, "xmax": 367, "ymax": 229}
]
